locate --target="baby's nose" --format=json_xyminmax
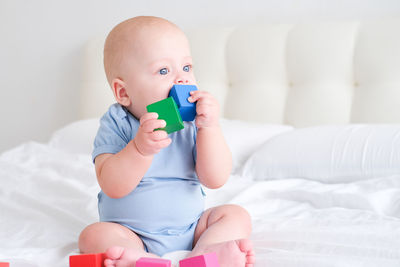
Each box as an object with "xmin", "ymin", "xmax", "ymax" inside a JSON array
[{"xmin": 175, "ymin": 77, "xmax": 189, "ymax": 84}]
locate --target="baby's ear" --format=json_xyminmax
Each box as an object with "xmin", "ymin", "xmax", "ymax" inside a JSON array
[{"xmin": 111, "ymin": 78, "xmax": 131, "ymax": 106}]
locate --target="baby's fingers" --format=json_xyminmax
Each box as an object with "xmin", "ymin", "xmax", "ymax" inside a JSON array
[
  {"xmin": 196, "ymin": 102, "xmax": 214, "ymax": 116},
  {"xmin": 188, "ymin": 90, "xmax": 210, "ymax": 103},
  {"xmin": 141, "ymin": 118, "xmax": 167, "ymax": 133},
  {"xmin": 150, "ymin": 129, "xmax": 169, "ymax": 141},
  {"xmin": 140, "ymin": 112, "xmax": 158, "ymax": 124},
  {"xmin": 156, "ymin": 137, "xmax": 172, "ymax": 149}
]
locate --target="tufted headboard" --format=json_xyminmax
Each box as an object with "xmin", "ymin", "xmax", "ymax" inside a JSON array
[{"xmin": 80, "ymin": 19, "xmax": 400, "ymax": 127}]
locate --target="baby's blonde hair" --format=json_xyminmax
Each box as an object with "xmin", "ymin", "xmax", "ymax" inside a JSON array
[{"xmin": 103, "ymin": 16, "xmax": 180, "ymax": 87}]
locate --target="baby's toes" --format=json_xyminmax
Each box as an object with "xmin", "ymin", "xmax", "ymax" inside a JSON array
[
  {"xmin": 246, "ymin": 254, "xmax": 256, "ymax": 266},
  {"xmin": 106, "ymin": 246, "xmax": 125, "ymax": 260},
  {"xmin": 104, "ymin": 258, "xmax": 117, "ymax": 267},
  {"xmin": 237, "ymin": 239, "xmax": 253, "ymax": 254}
]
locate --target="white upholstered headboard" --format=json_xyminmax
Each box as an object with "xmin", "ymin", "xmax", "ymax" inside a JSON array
[{"xmin": 80, "ymin": 19, "xmax": 400, "ymax": 127}]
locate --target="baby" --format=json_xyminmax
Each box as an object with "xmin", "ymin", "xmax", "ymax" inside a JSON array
[{"xmin": 78, "ymin": 16, "xmax": 255, "ymax": 267}]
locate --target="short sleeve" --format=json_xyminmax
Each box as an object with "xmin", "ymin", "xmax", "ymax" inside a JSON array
[{"xmin": 92, "ymin": 104, "xmax": 138, "ymax": 162}]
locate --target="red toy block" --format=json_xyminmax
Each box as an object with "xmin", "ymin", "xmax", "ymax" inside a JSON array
[
  {"xmin": 179, "ymin": 252, "xmax": 219, "ymax": 267},
  {"xmin": 136, "ymin": 257, "xmax": 171, "ymax": 267},
  {"xmin": 69, "ymin": 252, "xmax": 106, "ymax": 267},
  {"xmin": 0, "ymin": 262, "xmax": 9, "ymax": 267}
]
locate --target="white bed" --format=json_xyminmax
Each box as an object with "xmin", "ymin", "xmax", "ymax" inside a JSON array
[{"xmin": 1, "ymin": 19, "xmax": 400, "ymax": 267}]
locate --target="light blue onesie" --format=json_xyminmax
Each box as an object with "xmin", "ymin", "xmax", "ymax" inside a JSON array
[{"xmin": 92, "ymin": 103, "xmax": 205, "ymax": 256}]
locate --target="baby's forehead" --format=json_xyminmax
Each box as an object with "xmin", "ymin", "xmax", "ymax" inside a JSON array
[
  {"xmin": 122, "ymin": 18, "xmax": 181, "ymax": 40},
  {"xmin": 125, "ymin": 23, "xmax": 188, "ymax": 53},
  {"xmin": 104, "ymin": 17, "xmax": 189, "ymax": 82}
]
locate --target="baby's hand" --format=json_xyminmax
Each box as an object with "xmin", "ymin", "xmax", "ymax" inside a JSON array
[
  {"xmin": 188, "ymin": 90, "xmax": 220, "ymax": 128},
  {"xmin": 134, "ymin": 112, "xmax": 172, "ymax": 156}
]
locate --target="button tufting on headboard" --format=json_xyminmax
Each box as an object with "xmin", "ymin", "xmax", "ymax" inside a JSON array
[{"xmin": 81, "ymin": 19, "xmax": 400, "ymax": 126}]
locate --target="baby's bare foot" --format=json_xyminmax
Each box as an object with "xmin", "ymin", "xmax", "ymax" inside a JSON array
[
  {"xmin": 104, "ymin": 246, "xmax": 161, "ymax": 267},
  {"xmin": 189, "ymin": 239, "xmax": 255, "ymax": 267}
]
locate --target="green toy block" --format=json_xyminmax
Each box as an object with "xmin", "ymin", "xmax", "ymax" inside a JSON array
[{"xmin": 146, "ymin": 97, "xmax": 184, "ymax": 134}]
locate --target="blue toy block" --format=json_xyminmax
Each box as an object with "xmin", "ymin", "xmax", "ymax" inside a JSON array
[{"xmin": 168, "ymin": 84, "xmax": 198, "ymax": 121}]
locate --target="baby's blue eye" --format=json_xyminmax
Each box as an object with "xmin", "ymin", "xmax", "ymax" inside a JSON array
[
  {"xmin": 183, "ymin": 65, "xmax": 190, "ymax": 72},
  {"xmin": 159, "ymin": 68, "xmax": 168, "ymax": 75}
]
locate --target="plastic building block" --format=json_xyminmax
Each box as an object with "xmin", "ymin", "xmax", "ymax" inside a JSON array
[
  {"xmin": 179, "ymin": 252, "xmax": 219, "ymax": 267},
  {"xmin": 69, "ymin": 252, "xmax": 106, "ymax": 267},
  {"xmin": 0, "ymin": 262, "xmax": 9, "ymax": 267},
  {"xmin": 136, "ymin": 257, "xmax": 171, "ymax": 266},
  {"xmin": 146, "ymin": 97, "xmax": 184, "ymax": 134},
  {"xmin": 168, "ymin": 84, "xmax": 198, "ymax": 121}
]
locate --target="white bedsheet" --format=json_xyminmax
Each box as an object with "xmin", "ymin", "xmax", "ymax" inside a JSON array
[{"xmin": 1, "ymin": 142, "xmax": 400, "ymax": 266}]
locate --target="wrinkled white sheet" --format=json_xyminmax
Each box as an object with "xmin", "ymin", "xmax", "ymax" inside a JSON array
[{"xmin": 1, "ymin": 142, "xmax": 400, "ymax": 266}]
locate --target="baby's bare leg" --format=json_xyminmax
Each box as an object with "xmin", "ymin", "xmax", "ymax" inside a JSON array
[
  {"xmin": 190, "ymin": 204, "xmax": 255, "ymax": 267},
  {"xmin": 79, "ymin": 222, "xmax": 159, "ymax": 267},
  {"xmin": 79, "ymin": 222, "xmax": 144, "ymax": 253},
  {"xmin": 193, "ymin": 204, "xmax": 251, "ymax": 246}
]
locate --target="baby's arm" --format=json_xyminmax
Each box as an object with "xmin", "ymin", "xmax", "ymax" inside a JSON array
[
  {"xmin": 189, "ymin": 91, "xmax": 232, "ymax": 189},
  {"xmin": 95, "ymin": 112, "xmax": 171, "ymax": 198}
]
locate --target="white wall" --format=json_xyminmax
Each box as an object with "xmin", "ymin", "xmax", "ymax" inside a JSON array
[{"xmin": 0, "ymin": 0, "xmax": 399, "ymax": 152}]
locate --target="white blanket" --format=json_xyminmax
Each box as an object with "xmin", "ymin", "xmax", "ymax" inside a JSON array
[{"xmin": 1, "ymin": 142, "xmax": 400, "ymax": 266}]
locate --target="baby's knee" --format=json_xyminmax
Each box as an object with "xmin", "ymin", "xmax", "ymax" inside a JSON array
[
  {"xmin": 78, "ymin": 223, "xmax": 104, "ymax": 253},
  {"xmin": 224, "ymin": 205, "xmax": 252, "ymax": 233}
]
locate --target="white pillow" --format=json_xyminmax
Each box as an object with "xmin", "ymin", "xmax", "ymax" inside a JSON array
[
  {"xmin": 220, "ymin": 118, "xmax": 294, "ymax": 173},
  {"xmin": 242, "ymin": 124, "xmax": 400, "ymax": 182},
  {"xmin": 48, "ymin": 118, "xmax": 99, "ymax": 155},
  {"xmin": 48, "ymin": 117, "xmax": 294, "ymax": 169}
]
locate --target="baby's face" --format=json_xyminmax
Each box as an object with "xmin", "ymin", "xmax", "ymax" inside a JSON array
[{"xmin": 122, "ymin": 26, "xmax": 196, "ymax": 118}]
